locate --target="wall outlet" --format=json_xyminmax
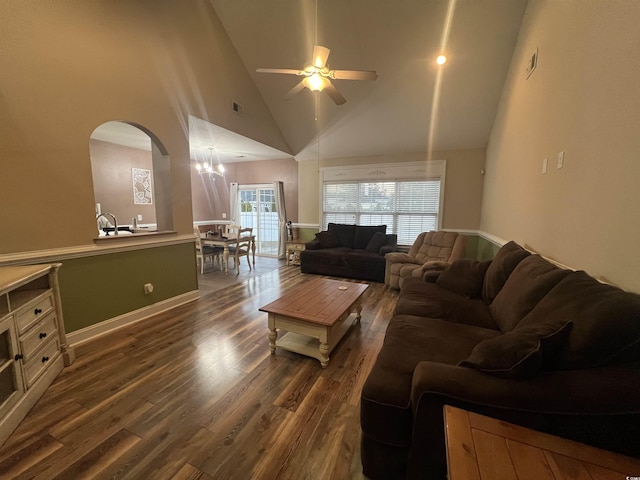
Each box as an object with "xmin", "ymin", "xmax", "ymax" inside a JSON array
[
  {"xmin": 222, "ymin": 213, "xmax": 227, "ymax": 219},
  {"xmin": 557, "ymin": 151, "xmax": 565, "ymax": 169},
  {"xmin": 144, "ymin": 283, "xmax": 154, "ymax": 295},
  {"xmin": 137, "ymin": 214, "xmax": 143, "ymax": 221}
]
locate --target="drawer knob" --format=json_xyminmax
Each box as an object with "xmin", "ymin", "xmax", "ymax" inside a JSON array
[
  {"xmin": 14, "ymin": 354, "xmax": 24, "ymax": 361},
  {"xmin": 42, "ymin": 356, "xmax": 49, "ymax": 363},
  {"xmin": 39, "ymin": 332, "xmax": 47, "ymax": 339},
  {"xmin": 34, "ymin": 308, "xmax": 43, "ymax": 315}
]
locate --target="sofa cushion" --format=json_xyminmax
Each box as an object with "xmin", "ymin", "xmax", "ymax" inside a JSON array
[
  {"xmin": 328, "ymin": 223, "xmax": 357, "ymax": 248},
  {"xmin": 361, "ymin": 315, "xmax": 500, "ymax": 447},
  {"xmin": 353, "ymin": 225, "xmax": 387, "ymax": 249},
  {"xmin": 314, "ymin": 230, "xmax": 340, "ymax": 248},
  {"xmin": 366, "ymin": 231, "xmax": 388, "ymax": 253},
  {"xmin": 436, "ymin": 259, "xmax": 491, "ymax": 298},
  {"xmin": 459, "ymin": 318, "xmax": 573, "ymax": 378},
  {"xmin": 396, "ymin": 277, "xmax": 498, "ymax": 330},
  {"xmin": 482, "ymin": 241, "xmax": 531, "ymax": 304},
  {"xmin": 517, "ymin": 271, "xmax": 640, "ymax": 369},
  {"xmin": 343, "ymin": 250, "xmax": 386, "ymax": 275},
  {"xmin": 489, "ymin": 255, "xmax": 571, "ymax": 332}
]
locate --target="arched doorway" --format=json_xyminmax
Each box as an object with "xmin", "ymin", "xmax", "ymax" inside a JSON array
[{"xmin": 89, "ymin": 121, "xmax": 173, "ymax": 235}]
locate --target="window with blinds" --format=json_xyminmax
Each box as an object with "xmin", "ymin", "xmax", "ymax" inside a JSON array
[{"xmin": 323, "ymin": 179, "xmax": 441, "ymax": 245}]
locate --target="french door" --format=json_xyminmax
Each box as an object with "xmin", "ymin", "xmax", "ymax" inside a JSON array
[{"xmin": 238, "ymin": 185, "xmax": 278, "ymax": 256}]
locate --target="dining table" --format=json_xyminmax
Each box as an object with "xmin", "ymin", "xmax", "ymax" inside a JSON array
[{"xmin": 200, "ymin": 233, "xmax": 256, "ymax": 274}]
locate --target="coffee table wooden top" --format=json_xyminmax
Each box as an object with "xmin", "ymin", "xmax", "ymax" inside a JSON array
[{"xmin": 259, "ymin": 277, "xmax": 368, "ymax": 326}]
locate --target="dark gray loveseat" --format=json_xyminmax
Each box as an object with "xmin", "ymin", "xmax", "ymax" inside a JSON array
[
  {"xmin": 300, "ymin": 223, "xmax": 397, "ymax": 283},
  {"xmin": 360, "ymin": 241, "xmax": 640, "ymax": 479}
]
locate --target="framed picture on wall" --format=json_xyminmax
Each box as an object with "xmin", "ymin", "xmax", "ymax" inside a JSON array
[{"xmin": 132, "ymin": 168, "xmax": 152, "ymax": 205}]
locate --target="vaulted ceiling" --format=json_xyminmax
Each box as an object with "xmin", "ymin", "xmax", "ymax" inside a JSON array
[{"xmin": 209, "ymin": 0, "xmax": 528, "ymax": 161}]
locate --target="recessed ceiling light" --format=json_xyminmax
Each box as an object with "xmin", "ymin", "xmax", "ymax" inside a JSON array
[{"xmin": 436, "ymin": 55, "xmax": 447, "ymax": 65}]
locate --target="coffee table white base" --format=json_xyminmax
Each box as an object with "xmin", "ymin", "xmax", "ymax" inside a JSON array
[{"xmin": 267, "ymin": 303, "xmax": 362, "ymax": 368}]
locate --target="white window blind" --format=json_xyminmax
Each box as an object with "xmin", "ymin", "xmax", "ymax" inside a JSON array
[
  {"xmin": 321, "ymin": 161, "xmax": 445, "ymax": 245},
  {"xmin": 323, "ymin": 179, "xmax": 441, "ymax": 245}
]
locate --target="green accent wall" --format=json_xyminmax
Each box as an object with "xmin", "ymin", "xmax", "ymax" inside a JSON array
[
  {"xmin": 462, "ymin": 234, "xmax": 501, "ymax": 260},
  {"xmin": 297, "ymin": 227, "xmax": 318, "ymax": 243},
  {"xmin": 57, "ymin": 243, "xmax": 197, "ymax": 333},
  {"xmin": 476, "ymin": 236, "xmax": 502, "ymax": 261}
]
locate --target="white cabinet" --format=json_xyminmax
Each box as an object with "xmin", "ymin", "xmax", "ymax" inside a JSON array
[{"xmin": 0, "ymin": 264, "xmax": 75, "ymax": 446}]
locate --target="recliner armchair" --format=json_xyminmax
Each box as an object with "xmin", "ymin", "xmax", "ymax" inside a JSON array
[{"xmin": 384, "ymin": 231, "xmax": 468, "ymax": 289}]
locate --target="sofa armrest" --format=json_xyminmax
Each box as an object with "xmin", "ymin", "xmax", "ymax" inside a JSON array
[
  {"xmin": 305, "ymin": 239, "xmax": 322, "ymax": 250},
  {"xmin": 421, "ymin": 260, "xmax": 449, "ymax": 272},
  {"xmin": 406, "ymin": 361, "xmax": 640, "ymax": 479},
  {"xmin": 422, "ymin": 270, "xmax": 441, "ymax": 283},
  {"xmin": 418, "ymin": 261, "xmax": 449, "ymax": 282},
  {"xmin": 411, "ymin": 361, "xmax": 640, "ymax": 416},
  {"xmin": 380, "ymin": 245, "xmax": 395, "ymax": 255},
  {"xmin": 385, "ymin": 252, "xmax": 417, "ymax": 264}
]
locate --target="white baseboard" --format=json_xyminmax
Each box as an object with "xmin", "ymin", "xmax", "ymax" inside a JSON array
[{"xmin": 67, "ymin": 290, "xmax": 200, "ymax": 347}]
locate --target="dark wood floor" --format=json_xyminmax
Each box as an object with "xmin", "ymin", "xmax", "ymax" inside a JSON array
[{"xmin": 0, "ymin": 258, "xmax": 398, "ymax": 479}]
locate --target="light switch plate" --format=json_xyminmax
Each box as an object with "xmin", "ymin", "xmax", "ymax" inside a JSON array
[
  {"xmin": 542, "ymin": 158, "xmax": 548, "ymax": 174},
  {"xmin": 557, "ymin": 152, "xmax": 564, "ymax": 169}
]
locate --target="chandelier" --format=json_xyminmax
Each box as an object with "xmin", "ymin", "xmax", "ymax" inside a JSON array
[{"xmin": 196, "ymin": 147, "xmax": 225, "ymax": 176}]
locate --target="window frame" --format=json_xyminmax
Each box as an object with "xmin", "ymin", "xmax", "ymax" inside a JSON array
[{"xmin": 319, "ymin": 160, "xmax": 446, "ymax": 246}]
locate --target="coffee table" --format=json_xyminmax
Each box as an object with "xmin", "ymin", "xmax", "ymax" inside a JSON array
[{"xmin": 259, "ymin": 277, "xmax": 369, "ymax": 367}]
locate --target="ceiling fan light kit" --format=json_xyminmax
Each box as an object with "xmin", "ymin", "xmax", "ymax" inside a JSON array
[{"xmin": 256, "ymin": 44, "xmax": 378, "ymax": 105}]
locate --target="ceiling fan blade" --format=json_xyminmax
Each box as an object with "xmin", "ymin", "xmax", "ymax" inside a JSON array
[
  {"xmin": 256, "ymin": 68, "xmax": 303, "ymax": 75},
  {"xmin": 312, "ymin": 45, "xmax": 330, "ymax": 69},
  {"xmin": 284, "ymin": 80, "xmax": 307, "ymax": 100},
  {"xmin": 330, "ymin": 69, "xmax": 378, "ymax": 81},
  {"xmin": 323, "ymin": 83, "xmax": 346, "ymax": 105}
]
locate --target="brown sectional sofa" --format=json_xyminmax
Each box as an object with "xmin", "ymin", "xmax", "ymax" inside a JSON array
[
  {"xmin": 300, "ymin": 223, "xmax": 397, "ymax": 282},
  {"xmin": 360, "ymin": 241, "xmax": 640, "ymax": 480}
]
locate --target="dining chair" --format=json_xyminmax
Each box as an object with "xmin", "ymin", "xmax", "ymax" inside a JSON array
[
  {"xmin": 231, "ymin": 235, "xmax": 253, "ymax": 275},
  {"xmin": 225, "ymin": 224, "xmax": 241, "ymax": 237},
  {"xmin": 194, "ymin": 227, "xmax": 223, "ymax": 274},
  {"xmin": 227, "ymin": 227, "xmax": 253, "ymax": 274}
]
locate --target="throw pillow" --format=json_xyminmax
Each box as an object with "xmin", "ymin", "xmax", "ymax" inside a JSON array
[
  {"xmin": 354, "ymin": 225, "xmax": 387, "ymax": 249},
  {"xmin": 315, "ymin": 230, "xmax": 340, "ymax": 248},
  {"xmin": 366, "ymin": 232, "xmax": 388, "ymax": 253},
  {"xmin": 436, "ymin": 259, "xmax": 491, "ymax": 298},
  {"xmin": 459, "ymin": 318, "xmax": 573, "ymax": 378}
]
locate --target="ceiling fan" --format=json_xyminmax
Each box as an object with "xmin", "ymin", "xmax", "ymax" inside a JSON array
[{"xmin": 256, "ymin": 45, "xmax": 378, "ymax": 105}]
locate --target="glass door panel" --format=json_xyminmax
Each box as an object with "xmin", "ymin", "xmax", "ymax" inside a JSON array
[{"xmin": 239, "ymin": 186, "xmax": 278, "ymax": 256}]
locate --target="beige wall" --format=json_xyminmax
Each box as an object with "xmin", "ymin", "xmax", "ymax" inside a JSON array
[
  {"xmin": 298, "ymin": 149, "xmax": 486, "ymax": 230},
  {"xmin": 192, "ymin": 158, "xmax": 299, "ymax": 222},
  {"xmin": 481, "ymin": 0, "xmax": 640, "ymax": 292},
  {"xmin": 0, "ymin": 1, "xmax": 289, "ymax": 254},
  {"xmin": 90, "ymin": 139, "xmax": 157, "ymax": 226}
]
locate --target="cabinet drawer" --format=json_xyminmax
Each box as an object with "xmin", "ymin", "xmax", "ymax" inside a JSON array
[
  {"xmin": 286, "ymin": 243, "xmax": 306, "ymax": 252},
  {"xmin": 23, "ymin": 337, "xmax": 60, "ymax": 388},
  {"xmin": 15, "ymin": 292, "xmax": 54, "ymax": 335},
  {"xmin": 20, "ymin": 314, "xmax": 58, "ymax": 361}
]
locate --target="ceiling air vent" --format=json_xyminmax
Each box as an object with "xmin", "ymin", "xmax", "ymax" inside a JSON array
[{"xmin": 232, "ymin": 101, "xmax": 245, "ymax": 115}]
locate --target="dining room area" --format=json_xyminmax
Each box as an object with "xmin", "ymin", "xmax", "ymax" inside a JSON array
[{"xmin": 194, "ymin": 223, "xmax": 287, "ymax": 293}]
